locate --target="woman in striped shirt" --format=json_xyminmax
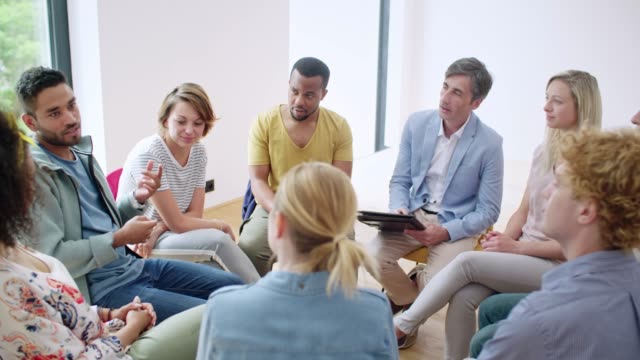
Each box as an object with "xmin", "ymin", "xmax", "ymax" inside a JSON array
[{"xmin": 119, "ymin": 83, "xmax": 259, "ymax": 283}]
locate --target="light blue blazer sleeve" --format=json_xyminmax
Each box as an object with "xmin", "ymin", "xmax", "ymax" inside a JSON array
[{"xmin": 388, "ymin": 110, "xmax": 503, "ymax": 241}]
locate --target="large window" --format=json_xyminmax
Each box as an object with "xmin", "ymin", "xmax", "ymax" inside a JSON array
[
  {"xmin": 0, "ymin": 0, "xmax": 50, "ymax": 114},
  {"xmin": 0, "ymin": 0, "xmax": 69, "ymax": 120},
  {"xmin": 289, "ymin": 0, "xmax": 388, "ymax": 158}
]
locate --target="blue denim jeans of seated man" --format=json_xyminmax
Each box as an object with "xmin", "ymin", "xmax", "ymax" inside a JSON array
[{"xmin": 97, "ymin": 258, "xmax": 243, "ymax": 322}]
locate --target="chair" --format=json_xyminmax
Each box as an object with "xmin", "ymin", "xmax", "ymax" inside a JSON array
[
  {"xmin": 241, "ymin": 180, "xmax": 256, "ymax": 222},
  {"xmin": 401, "ymin": 226, "xmax": 492, "ymax": 263},
  {"xmin": 106, "ymin": 168, "xmax": 223, "ymax": 266},
  {"xmin": 106, "ymin": 168, "xmax": 123, "ymax": 201}
]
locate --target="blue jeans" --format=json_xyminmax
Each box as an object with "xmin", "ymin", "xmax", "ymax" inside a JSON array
[{"xmin": 97, "ymin": 258, "xmax": 243, "ymax": 322}]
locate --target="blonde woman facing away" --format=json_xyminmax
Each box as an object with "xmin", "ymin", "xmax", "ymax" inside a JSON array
[
  {"xmin": 196, "ymin": 162, "xmax": 398, "ymax": 360},
  {"xmin": 394, "ymin": 70, "xmax": 602, "ymax": 359},
  {"xmin": 118, "ymin": 83, "xmax": 259, "ymax": 283}
]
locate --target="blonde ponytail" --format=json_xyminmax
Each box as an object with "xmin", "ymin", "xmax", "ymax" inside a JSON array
[
  {"xmin": 325, "ymin": 236, "xmax": 379, "ymax": 297},
  {"xmin": 273, "ymin": 162, "xmax": 379, "ymax": 296},
  {"xmin": 298, "ymin": 234, "xmax": 379, "ymax": 297}
]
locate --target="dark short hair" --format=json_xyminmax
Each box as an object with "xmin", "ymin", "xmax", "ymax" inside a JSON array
[
  {"xmin": 445, "ymin": 57, "xmax": 493, "ymax": 102},
  {"xmin": 16, "ymin": 66, "xmax": 68, "ymax": 115},
  {"xmin": 0, "ymin": 112, "xmax": 35, "ymax": 249},
  {"xmin": 290, "ymin": 57, "xmax": 330, "ymax": 89}
]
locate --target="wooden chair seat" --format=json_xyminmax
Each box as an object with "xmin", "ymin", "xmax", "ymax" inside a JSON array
[{"xmin": 401, "ymin": 226, "xmax": 492, "ymax": 263}]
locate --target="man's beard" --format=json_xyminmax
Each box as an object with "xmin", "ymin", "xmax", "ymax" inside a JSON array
[
  {"xmin": 37, "ymin": 125, "xmax": 81, "ymax": 147},
  {"xmin": 290, "ymin": 105, "xmax": 318, "ymax": 122}
]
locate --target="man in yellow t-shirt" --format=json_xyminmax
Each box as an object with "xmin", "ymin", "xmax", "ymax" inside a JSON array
[{"xmin": 239, "ymin": 57, "xmax": 353, "ymax": 275}]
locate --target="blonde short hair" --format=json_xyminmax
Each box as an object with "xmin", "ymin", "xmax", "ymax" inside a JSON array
[
  {"xmin": 158, "ymin": 83, "xmax": 217, "ymax": 137},
  {"xmin": 560, "ymin": 128, "xmax": 640, "ymax": 250},
  {"xmin": 273, "ymin": 162, "xmax": 379, "ymax": 296}
]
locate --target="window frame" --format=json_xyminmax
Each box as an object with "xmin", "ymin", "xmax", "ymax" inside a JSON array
[
  {"xmin": 47, "ymin": 0, "xmax": 72, "ymax": 85},
  {"xmin": 374, "ymin": 0, "xmax": 390, "ymax": 151}
]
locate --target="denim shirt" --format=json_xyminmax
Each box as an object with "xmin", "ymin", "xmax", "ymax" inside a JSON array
[
  {"xmin": 197, "ymin": 271, "xmax": 398, "ymax": 360},
  {"xmin": 480, "ymin": 250, "xmax": 640, "ymax": 359}
]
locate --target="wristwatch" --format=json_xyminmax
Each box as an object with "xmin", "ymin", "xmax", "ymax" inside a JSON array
[{"xmin": 130, "ymin": 190, "xmax": 145, "ymax": 210}]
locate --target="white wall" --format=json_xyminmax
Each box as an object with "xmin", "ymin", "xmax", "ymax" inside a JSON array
[
  {"xmin": 68, "ymin": 0, "xmax": 640, "ymax": 209},
  {"xmin": 388, "ymin": 0, "xmax": 640, "ymax": 162},
  {"xmin": 384, "ymin": 0, "xmax": 427, "ymax": 148},
  {"xmin": 68, "ymin": 0, "xmax": 106, "ymax": 167},
  {"xmin": 69, "ymin": 0, "xmax": 289, "ymax": 207},
  {"xmin": 289, "ymin": 0, "xmax": 380, "ymax": 158}
]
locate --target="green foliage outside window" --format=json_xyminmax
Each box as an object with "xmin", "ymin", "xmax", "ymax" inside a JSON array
[{"xmin": 0, "ymin": 0, "xmax": 49, "ymax": 121}]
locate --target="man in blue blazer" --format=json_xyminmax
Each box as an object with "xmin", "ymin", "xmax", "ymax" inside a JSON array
[{"xmin": 369, "ymin": 57, "xmax": 504, "ymax": 314}]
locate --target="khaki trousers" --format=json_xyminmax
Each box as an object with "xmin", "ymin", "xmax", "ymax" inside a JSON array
[
  {"xmin": 238, "ymin": 205, "xmax": 272, "ymax": 276},
  {"xmin": 367, "ymin": 209, "xmax": 477, "ymax": 305}
]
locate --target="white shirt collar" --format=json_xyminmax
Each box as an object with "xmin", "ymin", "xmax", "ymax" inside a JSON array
[{"xmin": 438, "ymin": 113, "xmax": 472, "ymax": 139}]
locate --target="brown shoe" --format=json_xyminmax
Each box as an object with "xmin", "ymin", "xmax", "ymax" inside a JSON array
[
  {"xmin": 385, "ymin": 293, "xmax": 414, "ymax": 315},
  {"xmin": 407, "ymin": 264, "xmax": 425, "ymax": 286},
  {"xmin": 397, "ymin": 328, "xmax": 419, "ymax": 350},
  {"xmin": 383, "ymin": 265, "xmax": 424, "ymax": 314},
  {"xmin": 388, "ymin": 295, "xmax": 405, "ymax": 315}
]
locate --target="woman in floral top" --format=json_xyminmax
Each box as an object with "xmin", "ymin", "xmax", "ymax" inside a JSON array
[{"xmin": 0, "ymin": 112, "xmax": 155, "ymax": 359}]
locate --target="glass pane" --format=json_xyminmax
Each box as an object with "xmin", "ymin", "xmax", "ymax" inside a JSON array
[{"xmin": 0, "ymin": 0, "xmax": 50, "ymax": 119}]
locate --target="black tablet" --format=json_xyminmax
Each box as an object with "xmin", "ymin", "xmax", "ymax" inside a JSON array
[{"xmin": 357, "ymin": 210, "xmax": 426, "ymax": 232}]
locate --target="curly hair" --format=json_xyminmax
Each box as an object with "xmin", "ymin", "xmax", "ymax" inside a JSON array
[
  {"xmin": 0, "ymin": 112, "xmax": 35, "ymax": 250},
  {"xmin": 559, "ymin": 128, "xmax": 640, "ymax": 250}
]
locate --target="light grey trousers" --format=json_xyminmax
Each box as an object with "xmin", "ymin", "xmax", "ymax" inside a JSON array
[
  {"xmin": 395, "ymin": 250, "xmax": 557, "ymax": 360},
  {"xmin": 156, "ymin": 228, "xmax": 260, "ymax": 283}
]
